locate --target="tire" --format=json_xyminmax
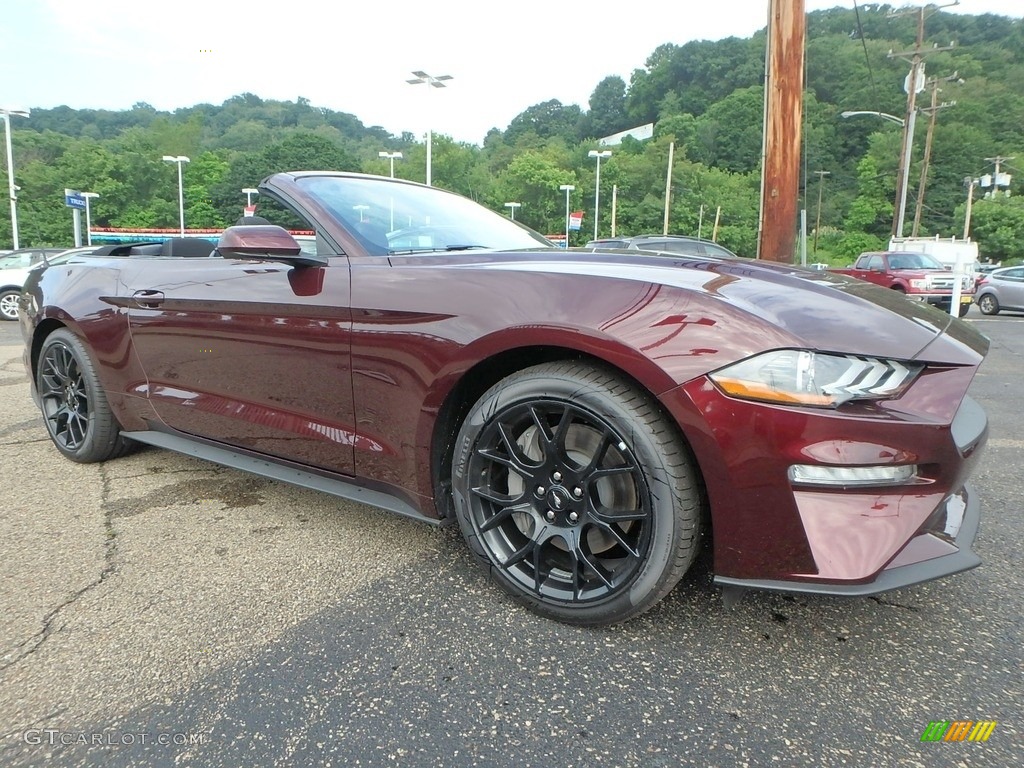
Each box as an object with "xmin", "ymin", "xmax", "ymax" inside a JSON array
[
  {"xmin": 37, "ymin": 329, "xmax": 135, "ymax": 463},
  {"xmin": 0, "ymin": 289, "xmax": 20, "ymax": 321},
  {"xmin": 978, "ymin": 293, "xmax": 1000, "ymax": 316},
  {"xmin": 451, "ymin": 361, "xmax": 703, "ymax": 626},
  {"xmin": 958, "ymin": 302, "xmax": 971, "ymax": 318}
]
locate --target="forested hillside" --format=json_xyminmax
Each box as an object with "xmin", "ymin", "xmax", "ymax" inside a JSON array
[{"xmin": 4, "ymin": 5, "xmax": 1022, "ymax": 261}]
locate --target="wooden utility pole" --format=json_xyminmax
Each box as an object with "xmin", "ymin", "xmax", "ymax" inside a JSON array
[
  {"xmin": 757, "ymin": 0, "xmax": 805, "ymax": 262},
  {"xmin": 911, "ymin": 74, "xmax": 958, "ymax": 236},
  {"xmin": 888, "ymin": 3, "xmax": 957, "ymax": 238}
]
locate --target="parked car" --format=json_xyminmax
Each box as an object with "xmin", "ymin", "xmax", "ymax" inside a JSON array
[
  {"xmin": 975, "ymin": 265, "xmax": 1024, "ymax": 315},
  {"xmin": 0, "ymin": 247, "xmax": 87, "ymax": 320},
  {"xmin": 585, "ymin": 234, "xmax": 741, "ymax": 259},
  {"xmin": 20, "ymin": 172, "xmax": 990, "ymax": 626}
]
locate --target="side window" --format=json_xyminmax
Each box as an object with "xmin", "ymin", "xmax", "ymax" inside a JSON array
[
  {"xmin": 704, "ymin": 243, "xmax": 734, "ymax": 258},
  {"xmin": 863, "ymin": 255, "xmax": 883, "ymax": 271},
  {"xmin": 1005, "ymin": 268, "xmax": 1024, "ymax": 281}
]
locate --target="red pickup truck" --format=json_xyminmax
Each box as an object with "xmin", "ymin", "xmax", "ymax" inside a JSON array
[{"xmin": 831, "ymin": 251, "xmax": 975, "ymax": 317}]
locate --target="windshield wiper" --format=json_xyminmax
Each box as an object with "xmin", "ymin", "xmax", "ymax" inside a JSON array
[{"xmin": 388, "ymin": 244, "xmax": 488, "ymax": 255}]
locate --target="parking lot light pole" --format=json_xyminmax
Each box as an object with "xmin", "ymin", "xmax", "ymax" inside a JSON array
[
  {"xmin": 840, "ymin": 110, "xmax": 911, "ymax": 237},
  {"xmin": 242, "ymin": 187, "xmax": 259, "ymax": 206},
  {"xmin": 406, "ymin": 71, "xmax": 452, "ymax": 187},
  {"xmin": 378, "ymin": 151, "xmax": 403, "ymax": 178},
  {"xmin": 588, "ymin": 150, "xmax": 612, "ymax": 240},
  {"xmin": 504, "ymin": 202, "xmax": 521, "ymax": 220},
  {"xmin": 81, "ymin": 192, "xmax": 99, "ymax": 246},
  {"xmin": 162, "ymin": 155, "xmax": 190, "ymax": 235},
  {"xmin": 2, "ymin": 108, "xmax": 30, "ymax": 249},
  {"xmin": 559, "ymin": 184, "xmax": 575, "ymax": 248}
]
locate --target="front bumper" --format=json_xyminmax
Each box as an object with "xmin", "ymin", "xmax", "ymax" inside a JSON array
[
  {"xmin": 661, "ymin": 367, "xmax": 988, "ymax": 597},
  {"xmin": 715, "ymin": 482, "xmax": 981, "ymax": 596}
]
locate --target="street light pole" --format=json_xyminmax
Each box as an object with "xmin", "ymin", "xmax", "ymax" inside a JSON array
[
  {"xmin": 378, "ymin": 151, "xmax": 403, "ymax": 178},
  {"xmin": 406, "ymin": 71, "xmax": 452, "ymax": 187},
  {"xmin": 162, "ymin": 155, "xmax": 190, "ymax": 235},
  {"xmin": 242, "ymin": 187, "xmax": 259, "ymax": 206},
  {"xmin": 2, "ymin": 107, "xmax": 30, "ymax": 249},
  {"xmin": 840, "ymin": 110, "xmax": 911, "ymax": 238},
  {"xmin": 504, "ymin": 202, "xmax": 521, "ymax": 220},
  {"xmin": 812, "ymin": 170, "xmax": 829, "ymax": 253},
  {"xmin": 588, "ymin": 150, "xmax": 612, "ymax": 240},
  {"xmin": 81, "ymin": 192, "xmax": 99, "ymax": 246},
  {"xmin": 559, "ymin": 184, "xmax": 574, "ymax": 248}
]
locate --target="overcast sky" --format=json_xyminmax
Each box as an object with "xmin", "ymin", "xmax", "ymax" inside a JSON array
[{"xmin": 3, "ymin": 0, "xmax": 1021, "ymax": 145}]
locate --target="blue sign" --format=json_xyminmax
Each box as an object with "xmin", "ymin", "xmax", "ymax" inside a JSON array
[{"xmin": 64, "ymin": 189, "xmax": 86, "ymax": 210}]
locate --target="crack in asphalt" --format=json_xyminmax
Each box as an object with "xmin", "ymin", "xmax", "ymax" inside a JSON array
[
  {"xmin": 868, "ymin": 595, "xmax": 920, "ymax": 612},
  {"xmin": 0, "ymin": 466, "xmax": 120, "ymax": 673}
]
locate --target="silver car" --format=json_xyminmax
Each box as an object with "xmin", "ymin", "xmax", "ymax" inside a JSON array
[{"xmin": 976, "ymin": 265, "xmax": 1024, "ymax": 315}]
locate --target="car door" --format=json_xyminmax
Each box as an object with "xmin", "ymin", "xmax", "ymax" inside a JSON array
[
  {"xmin": 1000, "ymin": 267, "xmax": 1024, "ymax": 309},
  {"xmin": 122, "ymin": 251, "xmax": 356, "ymax": 475}
]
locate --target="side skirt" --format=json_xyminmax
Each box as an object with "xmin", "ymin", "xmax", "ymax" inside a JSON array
[{"xmin": 121, "ymin": 429, "xmax": 441, "ymax": 526}]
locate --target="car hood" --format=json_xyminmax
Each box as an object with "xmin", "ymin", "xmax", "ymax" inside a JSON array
[{"xmin": 459, "ymin": 249, "xmax": 989, "ymax": 366}]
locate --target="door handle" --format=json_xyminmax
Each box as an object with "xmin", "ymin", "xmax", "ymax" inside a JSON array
[{"xmin": 132, "ymin": 290, "xmax": 165, "ymax": 308}]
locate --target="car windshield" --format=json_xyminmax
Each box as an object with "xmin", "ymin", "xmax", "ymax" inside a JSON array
[
  {"xmin": 889, "ymin": 253, "xmax": 944, "ymax": 270},
  {"xmin": 296, "ymin": 175, "xmax": 554, "ymax": 257}
]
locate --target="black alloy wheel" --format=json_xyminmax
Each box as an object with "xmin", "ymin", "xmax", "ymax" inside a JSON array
[
  {"xmin": 37, "ymin": 329, "xmax": 135, "ymax": 463},
  {"xmin": 452, "ymin": 362, "xmax": 703, "ymax": 626}
]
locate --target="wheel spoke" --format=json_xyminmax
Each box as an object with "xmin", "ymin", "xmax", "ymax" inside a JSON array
[
  {"xmin": 589, "ymin": 518, "xmax": 641, "ymax": 558},
  {"xmin": 580, "ymin": 430, "xmax": 614, "ymax": 474},
  {"xmin": 502, "ymin": 537, "xmax": 539, "ymax": 569},
  {"xmin": 590, "ymin": 464, "xmax": 634, "ymax": 480},
  {"xmin": 478, "ymin": 501, "xmax": 531, "ymax": 533},
  {"xmin": 551, "ymin": 405, "xmax": 574, "ymax": 455},
  {"xmin": 477, "ymin": 421, "xmax": 540, "ymax": 475},
  {"xmin": 572, "ymin": 536, "xmax": 615, "ymax": 589},
  {"xmin": 67, "ymin": 411, "xmax": 87, "ymax": 448},
  {"xmin": 471, "ymin": 485, "xmax": 522, "ymax": 506}
]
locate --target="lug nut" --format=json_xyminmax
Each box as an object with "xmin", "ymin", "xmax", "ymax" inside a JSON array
[
  {"xmin": 536, "ymin": 485, "xmax": 546, "ymax": 496},
  {"xmin": 568, "ymin": 511, "xmax": 579, "ymax": 523},
  {"xmin": 553, "ymin": 471, "xmax": 562, "ymax": 482},
  {"xmin": 573, "ymin": 487, "xmax": 583, "ymax": 498},
  {"xmin": 545, "ymin": 509, "xmax": 556, "ymax": 522}
]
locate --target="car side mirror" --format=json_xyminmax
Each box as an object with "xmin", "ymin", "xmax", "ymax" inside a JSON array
[{"xmin": 218, "ymin": 225, "xmax": 327, "ymax": 267}]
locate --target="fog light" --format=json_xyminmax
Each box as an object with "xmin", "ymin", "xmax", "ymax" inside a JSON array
[{"xmin": 788, "ymin": 464, "xmax": 917, "ymax": 487}]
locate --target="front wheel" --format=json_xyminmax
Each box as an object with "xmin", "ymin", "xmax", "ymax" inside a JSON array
[
  {"xmin": 451, "ymin": 362, "xmax": 703, "ymax": 626},
  {"xmin": 0, "ymin": 290, "xmax": 20, "ymax": 321},
  {"xmin": 37, "ymin": 329, "xmax": 136, "ymax": 463},
  {"xmin": 978, "ymin": 293, "xmax": 1000, "ymax": 315}
]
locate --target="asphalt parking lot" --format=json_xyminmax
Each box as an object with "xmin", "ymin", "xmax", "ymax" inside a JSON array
[{"xmin": 0, "ymin": 308, "xmax": 1021, "ymax": 767}]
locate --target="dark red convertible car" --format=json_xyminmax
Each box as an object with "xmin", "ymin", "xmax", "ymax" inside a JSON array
[{"xmin": 20, "ymin": 172, "xmax": 989, "ymax": 625}]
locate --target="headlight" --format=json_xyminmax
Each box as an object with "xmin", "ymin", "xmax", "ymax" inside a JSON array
[
  {"xmin": 909, "ymin": 279, "xmax": 929, "ymax": 290},
  {"xmin": 708, "ymin": 350, "xmax": 923, "ymax": 408}
]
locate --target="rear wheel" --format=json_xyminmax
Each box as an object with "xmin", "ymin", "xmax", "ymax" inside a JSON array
[
  {"xmin": 451, "ymin": 362, "xmax": 703, "ymax": 626},
  {"xmin": 0, "ymin": 290, "xmax": 20, "ymax": 321},
  {"xmin": 958, "ymin": 302, "xmax": 971, "ymax": 318},
  {"xmin": 37, "ymin": 329, "xmax": 135, "ymax": 463},
  {"xmin": 978, "ymin": 293, "xmax": 1000, "ymax": 315}
]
